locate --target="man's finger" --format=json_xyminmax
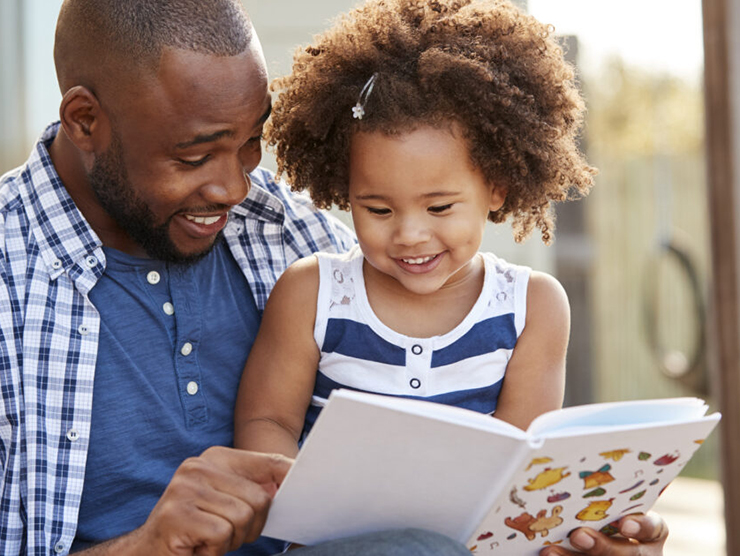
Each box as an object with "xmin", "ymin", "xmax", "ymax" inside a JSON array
[
  {"xmin": 140, "ymin": 449, "xmax": 293, "ymax": 555},
  {"xmin": 618, "ymin": 512, "xmax": 669, "ymax": 544},
  {"xmin": 566, "ymin": 529, "xmax": 639, "ymax": 555},
  {"xmin": 188, "ymin": 478, "xmax": 272, "ymax": 548},
  {"xmin": 202, "ymin": 447, "xmax": 294, "ymax": 486},
  {"xmin": 184, "ymin": 450, "xmax": 289, "ymax": 547},
  {"xmin": 538, "ymin": 513, "xmax": 670, "ymax": 556}
]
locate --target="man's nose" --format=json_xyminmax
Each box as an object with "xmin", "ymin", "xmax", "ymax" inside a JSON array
[{"xmin": 200, "ymin": 157, "xmax": 253, "ymax": 207}]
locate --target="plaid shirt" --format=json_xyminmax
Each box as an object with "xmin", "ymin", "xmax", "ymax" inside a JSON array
[{"xmin": 0, "ymin": 123, "xmax": 354, "ymax": 555}]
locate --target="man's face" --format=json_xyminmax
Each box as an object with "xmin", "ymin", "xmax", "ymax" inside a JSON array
[
  {"xmin": 88, "ymin": 128, "xmax": 214, "ymax": 263},
  {"xmin": 90, "ymin": 39, "xmax": 271, "ymax": 262}
]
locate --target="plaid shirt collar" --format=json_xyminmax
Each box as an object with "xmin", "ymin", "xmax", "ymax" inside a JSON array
[{"xmin": 18, "ymin": 122, "xmax": 105, "ymax": 290}]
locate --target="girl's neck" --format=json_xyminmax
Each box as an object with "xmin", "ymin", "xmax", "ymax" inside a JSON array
[{"xmin": 362, "ymin": 254, "xmax": 485, "ymax": 338}]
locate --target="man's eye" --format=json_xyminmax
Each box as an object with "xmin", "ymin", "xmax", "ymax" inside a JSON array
[
  {"xmin": 367, "ymin": 207, "xmax": 391, "ymax": 215},
  {"xmin": 428, "ymin": 204, "xmax": 453, "ymax": 214},
  {"xmin": 178, "ymin": 155, "xmax": 211, "ymax": 167}
]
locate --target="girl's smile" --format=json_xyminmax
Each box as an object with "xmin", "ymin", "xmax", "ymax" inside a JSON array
[{"xmin": 394, "ymin": 252, "xmax": 444, "ymax": 274}]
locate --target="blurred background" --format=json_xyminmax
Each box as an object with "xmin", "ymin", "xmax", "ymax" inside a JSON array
[{"xmin": 0, "ymin": 1, "xmax": 721, "ymax": 554}]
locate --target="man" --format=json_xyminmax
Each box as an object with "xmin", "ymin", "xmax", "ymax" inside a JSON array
[{"xmin": 0, "ymin": 0, "xmax": 669, "ymax": 554}]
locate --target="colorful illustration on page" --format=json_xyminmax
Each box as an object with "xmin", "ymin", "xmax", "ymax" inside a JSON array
[{"xmin": 466, "ymin": 424, "xmax": 714, "ymax": 555}]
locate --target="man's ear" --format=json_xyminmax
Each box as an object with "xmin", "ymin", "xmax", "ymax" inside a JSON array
[
  {"xmin": 488, "ymin": 183, "xmax": 508, "ymax": 212},
  {"xmin": 58, "ymin": 86, "xmax": 111, "ymax": 155}
]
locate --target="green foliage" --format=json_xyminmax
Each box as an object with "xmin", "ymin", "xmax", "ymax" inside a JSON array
[{"xmin": 584, "ymin": 56, "xmax": 704, "ymax": 160}]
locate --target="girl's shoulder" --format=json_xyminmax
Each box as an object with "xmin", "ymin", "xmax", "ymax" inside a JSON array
[
  {"xmin": 271, "ymin": 254, "xmax": 321, "ymax": 307},
  {"xmin": 526, "ymin": 270, "xmax": 569, "ymax": 315},
  {"xmin": 478, "ymin": 252, "xmax": 567, "ymax": 333},
  {"xmin": 313, "ymin": 244, "xmax": 364, "ymax": 281},
  {"xmin": 479, "ymin": 251, "xmax": 533, "ymax": 299},
  {"xmin": 276, "ymin": 245, "xmax": 364, "ymax": 306},
  {"xmin": 479, "ymin": 251, "xmax": 566, "ymax": 310}
]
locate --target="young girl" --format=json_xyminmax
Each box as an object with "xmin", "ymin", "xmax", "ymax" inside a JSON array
[{"xmin": 234, "ymin": 0, "xmax": 595, "ymax": 458}]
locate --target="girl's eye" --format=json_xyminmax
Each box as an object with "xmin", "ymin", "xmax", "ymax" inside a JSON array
[
  {"xmin": 178, "ymin": 155, "xmax": 211, "ymax": 168},
  {"xmin": 247, "ymin": 133, "xmax": 263, "ymax": 144},
  {"xmin": 428, "ymin": 204, "xmax": 453, "ymax": 214},
  {"xmin": 366, "ymin": 207, "xmax": 391, "ymax": 215}
]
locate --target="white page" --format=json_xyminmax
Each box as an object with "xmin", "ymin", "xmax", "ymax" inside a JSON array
[
  {"xmin": 263, "ymin": 390, "xmax": 530, "ymax": 545},
  {"xmin": 527, "ymin": 397, "xmax": 709, "ymax": 438},
  {"xmin": 337, "ymin": 390, "xmax": 528, "ymax": 438}
]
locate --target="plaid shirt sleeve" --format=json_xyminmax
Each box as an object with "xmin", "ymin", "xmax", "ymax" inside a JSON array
[{"xmin": 1, "ymin": 124, "xmax": 105, "ymax": 556}]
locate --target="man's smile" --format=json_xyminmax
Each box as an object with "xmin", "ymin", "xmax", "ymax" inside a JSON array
[
  {"xmin": 184, "ymin": 214, "xmax": 223, "ymax": 225},
  {"xmin": 175, "ymin": 212, "xmax": 229, "ymax": 239}
]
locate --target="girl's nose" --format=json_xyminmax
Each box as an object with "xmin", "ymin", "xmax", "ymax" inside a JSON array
[{"xmin": 393, "ymin": 214, "xmax": 431, "ymax": 246}]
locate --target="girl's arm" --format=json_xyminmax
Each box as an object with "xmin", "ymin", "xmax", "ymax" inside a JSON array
[
  {"xmin": 492, "ymin": 271, "xmax": 570, "ymax": 430},
  {"xmin": 234, "ymin": 256, "xmax": 322, "ymax": 458}
]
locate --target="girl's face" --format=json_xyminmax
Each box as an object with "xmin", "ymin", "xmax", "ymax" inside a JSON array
[{"xmin": 348, "ymin": 123, "xmax": 506, "ymax": 296}]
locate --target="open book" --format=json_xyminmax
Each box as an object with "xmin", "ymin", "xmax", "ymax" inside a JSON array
[{"xmin": 262, "ymin": 390, "xmax": 720, "ymax": 555}]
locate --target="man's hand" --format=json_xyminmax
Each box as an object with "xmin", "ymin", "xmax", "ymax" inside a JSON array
[
  {"xmin": 134, "ymin": 447, "xmax": 292, "ymax": 556},
  {"xmin": 539, "ymin": 513, "xmax": 669, "ymax": 556}
]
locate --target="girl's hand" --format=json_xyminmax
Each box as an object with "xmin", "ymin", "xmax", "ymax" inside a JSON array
[{"xmin": 539, "ymin": 513, "xmax": 668, "ymax": 556}]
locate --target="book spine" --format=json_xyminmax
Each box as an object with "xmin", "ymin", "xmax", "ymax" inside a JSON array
[{"xmin": 463, "ymin": 440, "xmax": 533, "ymax": 543}]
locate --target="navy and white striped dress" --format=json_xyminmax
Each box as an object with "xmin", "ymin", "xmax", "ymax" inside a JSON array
[{"xmin": 302, "ymin": 245, "xmax": 531, "ymax": 435}]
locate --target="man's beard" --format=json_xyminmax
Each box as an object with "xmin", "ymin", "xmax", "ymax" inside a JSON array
[{"xmin": 87, "ymin": 133, "xmax": 222, "ymax": 264}]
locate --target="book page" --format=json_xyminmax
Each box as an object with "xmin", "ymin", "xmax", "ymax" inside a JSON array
[
  {"xmin": 527, "ymin": 398, "xmax": 708, "ymax": 438},
  {"xmin": 466, "ymin": 415, "xmax": 719, "ymax": 556},
  {"xmin": 263, "ymin": 390, "xmax": 530, "ymax": 545},
  {"xmin": 338, "ymin": 389, "xmax": 528, "ymax": 438}
]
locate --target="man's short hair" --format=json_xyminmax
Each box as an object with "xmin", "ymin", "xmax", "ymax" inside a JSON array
[{"xmin": 55, "ymin": 0, "xmax": 252, "ymax": 91}]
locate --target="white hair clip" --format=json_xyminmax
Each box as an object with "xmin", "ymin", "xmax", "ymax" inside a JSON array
[{"xmin": 352, "ymin": 73, "xmax": 378, "ymax": 120}]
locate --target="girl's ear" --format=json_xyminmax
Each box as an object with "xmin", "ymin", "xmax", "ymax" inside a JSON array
[
  {"xmin": 488, "ymin": 184, "xmax": 508, "ymax": 212},
  {"xmin": 59, "ymin": 86, "xmax": 112, "ymax": 156}
]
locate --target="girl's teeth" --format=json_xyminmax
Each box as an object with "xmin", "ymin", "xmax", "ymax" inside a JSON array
[
  {"xmin": 185, "ymin": 215, "xmax": 221, "ymax": 225},
  {"xmin": 403, "ymin": 255, "xmax": 435, "ymax": 265}
]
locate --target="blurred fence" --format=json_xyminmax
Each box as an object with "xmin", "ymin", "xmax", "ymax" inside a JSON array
[{"xmin": 584, "ymin": 151, "xmax": 718, "ymax": 478}]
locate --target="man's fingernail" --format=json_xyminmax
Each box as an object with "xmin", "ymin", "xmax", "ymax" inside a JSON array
[
  {"xmin": 621, "ymin": 519, "xmax": 640, "ymax": 537},
  {"xmin": 570, "ymin": 530, "xmax": 596, "ymax": 550}
]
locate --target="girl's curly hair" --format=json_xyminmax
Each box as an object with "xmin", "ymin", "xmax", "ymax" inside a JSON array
[{"xmin": 266, "ymin": 0, "xmax": 596, "ymax": 243}]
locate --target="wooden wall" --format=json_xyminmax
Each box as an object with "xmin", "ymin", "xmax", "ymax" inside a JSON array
[{"xmin": 703, "ymin": 0, "xmax": 740, "ymax": 552}]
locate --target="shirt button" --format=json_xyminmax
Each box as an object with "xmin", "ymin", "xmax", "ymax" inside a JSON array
[
  {"xmin": 78, "ymin": 325, "xmax": 89, "ymax": 336},
  {"xmin": 52, "ymin": 259, "xmax": 63, "ymax": 270},
  {"xmin": 66, "ymin": 429, "xmax": 79, "ymax": 442},
  {"xmin": 85, "ymin": 255, "xmax": 98, "ymax": 268},
  {"xmin": 186, "ymin": 381, "xmax": 199, "ymax": 396},
  {"xmin": 410, "ymin": 378, "xmax": 421, "ymax": 389},
  {"xmin": 411, "ymin": 345, "xmax": 423, "ymax": 355},
  {"xmin": 54, "ymin": 542, "xmax": 65, "ymax": 553},
  {"xmin": 147, "ymin": 271, "xmax": 161, "ymax": 285},
  {"xmin": 180, "ymin": 342, "xmax": 193, "ymax": 356},
  {"xmin": 163, "ymin": 302, "xmax": 175, "ymax": 316}
]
